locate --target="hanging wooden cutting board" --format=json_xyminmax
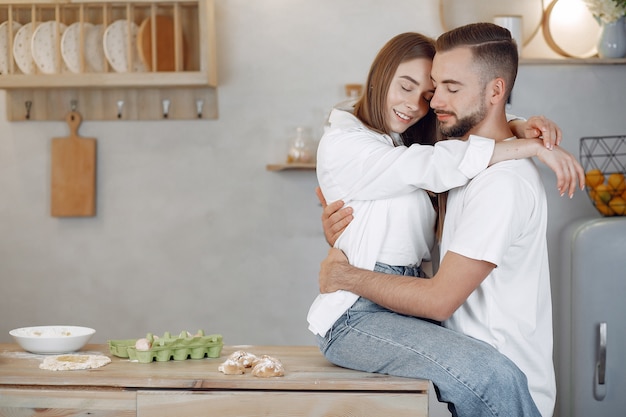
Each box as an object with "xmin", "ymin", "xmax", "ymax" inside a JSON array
[{"xmin": 50, "ymin": 111, "xmax": 96, "ymax": 217}]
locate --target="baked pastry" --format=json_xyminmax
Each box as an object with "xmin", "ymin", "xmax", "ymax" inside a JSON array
[
  {"xmin": 218, "ymin": 358, "xmax": 245, "ymax": 375},
  {"xmin": 227, "ymin": 350, "xmax": 259, "ymax": 368},
  {"xmin": 251, "ymin": 355, "xmax": 284, "ymax": 378}
]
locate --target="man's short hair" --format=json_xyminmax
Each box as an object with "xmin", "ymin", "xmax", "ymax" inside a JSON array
[{"xmin": 436, "ymin": 23, "xmax": 518, "ymax": 99}]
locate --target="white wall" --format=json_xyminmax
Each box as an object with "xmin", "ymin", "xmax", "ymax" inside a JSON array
[
  {"xmin": 0, "ymin": 1, "xmax": 624, "ymax": 415},
  {"xmin": 0, "ymin": 0, "xmax": 445, "ymax": 346}
]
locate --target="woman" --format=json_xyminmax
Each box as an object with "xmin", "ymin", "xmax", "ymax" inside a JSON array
[{"xmin": 307, "ymin": 32, "xmax": 581, "ymax": 417}]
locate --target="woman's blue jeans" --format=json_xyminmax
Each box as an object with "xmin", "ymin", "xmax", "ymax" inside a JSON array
[{"xmin": 316, "ymin": 263, "xmax": 541, "ymax": 417}]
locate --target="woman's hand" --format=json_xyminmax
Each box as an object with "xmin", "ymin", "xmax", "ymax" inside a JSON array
[
  {"xmin": 510, "ymin": 115, "xmax": 562, "ymax": 150},
  {"xmin": 491, "ymin": 139, "xmax": 585, "ymax": 198},
  {"xmin": 316, "ymin": 187, "xmax": 353, "ymax": 247},
  {"xmin": 535, "ymin": 145, "xmax": 586, "ymax": 198}
]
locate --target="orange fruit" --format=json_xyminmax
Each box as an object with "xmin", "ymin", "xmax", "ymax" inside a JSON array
[
  {"xmin": 595, "ymin": 200, "xmax": 615, "ymax": 216},
  {"xmin": 585, "ymin": 169, "xmax": 605, "ymax": 189},
  {"xmin": 607, "ymin": 173, "xmax": 626, "ymax": 196},
  {"xmin": 609, "ymin": 196, "xmax": 626, "ymax": 215},
  {"xmin": 592, "ymin": 189, "xmax": 603, "ymax": 204},
  {"xmin": 595, "ymin": 183, "xmax": 613, "ymax": 204}
]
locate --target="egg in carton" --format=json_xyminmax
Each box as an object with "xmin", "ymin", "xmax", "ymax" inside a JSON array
[{"xmin": 109, "ymin": 330, "xmax": 223, "ymax": 363}]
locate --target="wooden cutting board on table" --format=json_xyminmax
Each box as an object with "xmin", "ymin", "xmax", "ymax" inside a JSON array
[{"xmin": 50, "ymin": 111, "xmax": 96, "ymax": 217}]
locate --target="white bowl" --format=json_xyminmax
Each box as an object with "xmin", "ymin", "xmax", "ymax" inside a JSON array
[{"xmin": 9, "ymin": 325, "xmax": 95, "ymax": 354}]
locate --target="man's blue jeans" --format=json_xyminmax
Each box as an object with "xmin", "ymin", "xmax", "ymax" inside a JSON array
[{"xmin": 315, "ymin": 263, "xmax": 541, "ymax": 417}]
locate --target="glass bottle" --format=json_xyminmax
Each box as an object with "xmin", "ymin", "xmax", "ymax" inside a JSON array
[{"xmin": 287, "ymin": 127, "xmax": 313, "ymax": 163}]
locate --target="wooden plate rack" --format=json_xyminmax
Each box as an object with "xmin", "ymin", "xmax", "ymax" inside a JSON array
[{"xmin": 0, "ymin": 0, "xmax": 217, "ymax": 121}]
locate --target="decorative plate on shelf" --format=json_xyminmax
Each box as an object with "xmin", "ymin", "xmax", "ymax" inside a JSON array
[
  {"xmin": 13, "ymin": 22, "xmax": 39, "ymax": 74},
  {"xmin": 137, "ymin": 15, "xmax": 183, "ymax": 71},
  {"xmin": 62, "ymin": 22, "xmax": 106, "ymax": 73},
  {"xmin": 103, "ymin": 19, "xmax": 146, "ymax": 73},
  {"xmin": 0, "ymin": 21, "xmax": 22, "ymax": 74},
  {"xmin": 439, "ymin": 0, "xmax": 544, "ymax": 46},
  {"xmin": 542, "ymin": 0, "xmax": 600, "ymax": 58},
  {"xmin": 85, "ymin": 24, "xmax": 106, "ymax": 72},
  {"xmin": 32, "ymin": 21, "xmax": 68, "ymax": 74}
]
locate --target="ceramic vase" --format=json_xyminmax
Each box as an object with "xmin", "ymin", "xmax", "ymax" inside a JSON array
[{"xmin": 597, "ymin": 16, "xmax": 626, "ymax": 59}]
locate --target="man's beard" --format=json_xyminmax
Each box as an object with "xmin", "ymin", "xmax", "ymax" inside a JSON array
[{"xmin": 437, "ymin": 101, "xmax": 487, "ymax": 138}]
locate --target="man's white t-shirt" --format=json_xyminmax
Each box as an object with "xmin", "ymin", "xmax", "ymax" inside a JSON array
[{"xmin": 441, "ymin": 151, "xmax": 556, "ymax": 417}]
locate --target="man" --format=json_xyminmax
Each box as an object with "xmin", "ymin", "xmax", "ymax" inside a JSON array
[{"xmin": 316, "ymin": 23, "xmax": 581, "ymax": 417}]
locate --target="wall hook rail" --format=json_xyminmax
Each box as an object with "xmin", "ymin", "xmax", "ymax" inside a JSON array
[{"xmin": 8, "ymin": 88, "xmax": 216, "ymax": 121}]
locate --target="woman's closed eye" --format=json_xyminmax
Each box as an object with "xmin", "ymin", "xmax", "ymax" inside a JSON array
[{"xmin": 401, "ymin": 83, "xmax": 414, "ymax": 92}]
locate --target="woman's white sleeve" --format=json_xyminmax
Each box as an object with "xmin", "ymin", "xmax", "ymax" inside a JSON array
[{"xmin": 318, "ymin": 131, "xmax": 494, "ymax": 201}]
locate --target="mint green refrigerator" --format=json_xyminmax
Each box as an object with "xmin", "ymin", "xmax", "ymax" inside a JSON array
[{"xmin": 559, "ymin": 217, "xmax": 625, "ymax": 417}]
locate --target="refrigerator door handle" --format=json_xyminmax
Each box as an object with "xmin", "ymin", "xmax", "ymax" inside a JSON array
[{"xmin": 594, "ymin": 322, "xmax": 607, "ymax": 401}]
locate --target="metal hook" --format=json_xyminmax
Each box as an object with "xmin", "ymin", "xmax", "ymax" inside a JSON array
[
  {"xmin": 70, "ymin": 100, "xmax": 77, "ymax": 112},
  {"xmin": 196, "ymin": 99, "xmax": 204, "ymax": 119},
  {"xmin": 25, "ymin": 100, "xmax": 32, "ymax": 120},
  {"xmin": 116, "ymin": 100, "xmax": 124, "ymax": 119},
  {"xmin": 162, "ymin": 99, "xmax": 171, "ymax": 119}
]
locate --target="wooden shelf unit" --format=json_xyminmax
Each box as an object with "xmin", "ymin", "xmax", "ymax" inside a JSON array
[
  {"xmin": 266, "ymin": 162, "xmax": 316, "ymax": 171},
  {"xmin": 520, "ymin": 57, "xmax": 626, "ymax": 65},
  {"xmin": 0, "ymin": 0, "xmax": 217, "ymax": 121}
]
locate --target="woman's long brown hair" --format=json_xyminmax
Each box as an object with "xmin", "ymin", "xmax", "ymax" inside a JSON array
[
  {"xmin": 353, "ymin": 32, "xmax": 445, "ymax": 241},
  {"xmin": 353, "ymin": 32, "xmax": 440, "ymax": 147}
]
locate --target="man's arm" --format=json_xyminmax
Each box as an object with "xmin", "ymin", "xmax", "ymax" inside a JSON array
[{"xmin": 319, "ymin": 247, "xmax": 494, "ymax": 321}]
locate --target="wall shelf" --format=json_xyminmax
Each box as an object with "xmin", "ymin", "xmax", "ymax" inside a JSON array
[
  {"xmin": 520, "ymin": 58, "xmax": 626, "ymax": 65},
  {"xmin": 0, "ymin": 0, "xmax": 218, "ymax": 121},
  {"xmin": 266, "ymin": 163, "xmax": 316, "ymax": 172}
]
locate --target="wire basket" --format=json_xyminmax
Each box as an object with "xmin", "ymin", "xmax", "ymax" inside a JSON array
[{"xmin": 580, "ymin": 136, "xmax": 626, "ymax": 217}]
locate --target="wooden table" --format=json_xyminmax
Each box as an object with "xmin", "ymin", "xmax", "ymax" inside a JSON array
[{"xmin": 0, "ymin": 344, "xmax": 429, "ymax": 417}]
